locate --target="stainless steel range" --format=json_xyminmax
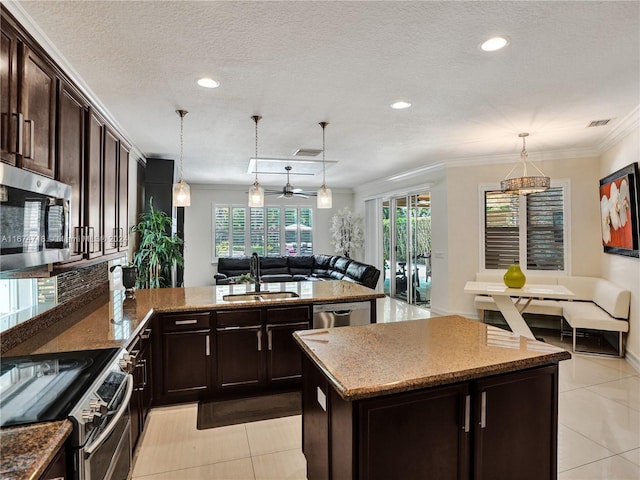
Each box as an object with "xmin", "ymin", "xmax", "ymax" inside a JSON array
[{"xmin": 0, "ymin": 347, "xmax": 133, "ymax": 480}]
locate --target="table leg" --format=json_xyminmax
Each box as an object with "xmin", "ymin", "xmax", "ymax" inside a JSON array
[{"xmin": 492, "ymin": 295, "xmax": 536, "ymax": 339}]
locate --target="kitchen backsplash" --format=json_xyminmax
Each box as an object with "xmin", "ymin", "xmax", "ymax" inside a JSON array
[{"xmin": 57, "ymin": 262, "xmax": 109, "ymax": 304}]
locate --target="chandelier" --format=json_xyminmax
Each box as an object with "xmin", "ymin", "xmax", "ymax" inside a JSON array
[{"xmin": 501, "ymin": 133, "xmax": 550, "ymax": 195}]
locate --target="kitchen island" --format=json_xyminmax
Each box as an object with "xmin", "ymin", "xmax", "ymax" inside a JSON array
[{"xmin": 294, "ymin": 315, "xmax": 571, "ymax": 480}]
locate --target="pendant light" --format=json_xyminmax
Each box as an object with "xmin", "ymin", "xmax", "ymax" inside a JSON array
[
  {"xmin": 248, "ymin": 115, "xmax": 264, "ymax": 207},
  {"xmin": 317, "ymin": 121, "xmax": 332, "ymax": 209},
  {"xmin": 500, "ymin": 133, "xmax": 550, "ymax": 195},
  {"xmin": 172, "ymin": 109, "xmax": 191, "ymax": 206}
]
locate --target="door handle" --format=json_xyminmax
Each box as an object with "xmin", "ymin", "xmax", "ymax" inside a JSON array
[
  {"xmin": 464, "ymin": 394, "xmax": 471, "ymax": 433},
  {"xmin": 23, "ymin": 119, "xmax": 34, "ymax": 159},
  {"xmin": 205, "ymin": 335, "xmax": 210, "ymax": 356},
  {"xmin": 10, "ymin": 113, "xmax": 23, "ymax": 154},
  {"xmin": 257, "ymin": 330, "xmax": 262, "ymax": 351},
  {"xmin": 267, "ymin": 330, "xmax": 273, "ymax": 350},
  {"xmin": 480, "ymin": 391, "xmax": 487, "ymax": 428}
]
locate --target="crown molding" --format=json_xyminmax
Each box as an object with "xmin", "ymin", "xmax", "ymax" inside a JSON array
[
  {"xmin": 3, "ymin": 1, "xmax": 146, "ymax": 162},
  {"xmin": 597, "ymin": 105, "xmax": 640, "ymax": 153}
]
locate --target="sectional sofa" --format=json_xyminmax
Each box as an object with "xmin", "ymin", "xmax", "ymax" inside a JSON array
[
  {"xmin": 214, "ymin": 254, "xmax": 381, "ymax": 290},
  {"xmin": 473, "ymin": 272, "xmax": 631, "ymax": 356}
]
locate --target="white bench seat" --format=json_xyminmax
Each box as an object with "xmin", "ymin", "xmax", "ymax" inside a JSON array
[{"xmin": 473, "ymin": 273, "xmax": 631, "ymax": 357}]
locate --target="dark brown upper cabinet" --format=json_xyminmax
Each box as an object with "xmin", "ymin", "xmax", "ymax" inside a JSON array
[{"xmin": 1, "ymin": 20, "xmax": 20, "ymax": 166}]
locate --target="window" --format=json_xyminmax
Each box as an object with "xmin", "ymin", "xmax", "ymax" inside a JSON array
[
  {"xmin": 214, "ymin": 205, "xmax": 313, "ymax": 259},
  {"xmin": 483, "ymin": 186, "xmax": 566, "ymax": 272}
]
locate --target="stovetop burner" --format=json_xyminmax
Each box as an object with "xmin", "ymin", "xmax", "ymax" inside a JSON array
[{"xmin": 0, "ymin": 348, "xmax": 120, "ymax": 428}]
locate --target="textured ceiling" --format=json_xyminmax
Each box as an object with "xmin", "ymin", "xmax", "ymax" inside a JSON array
[{"xmin": 8, "ymin": 1, "xmax": 640, "ymax": 190}]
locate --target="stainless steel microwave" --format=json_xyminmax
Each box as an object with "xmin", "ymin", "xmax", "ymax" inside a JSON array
[{"xmin": 0, "ymin": 163, "xmax": 71, "ymax": 272}]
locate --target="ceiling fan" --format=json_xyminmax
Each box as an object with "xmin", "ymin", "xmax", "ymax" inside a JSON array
[{"xmin": 265, "ymin": 166, "xmax": 317, "ymax": 198}]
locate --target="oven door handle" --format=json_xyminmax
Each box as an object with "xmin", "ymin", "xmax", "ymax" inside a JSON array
[{"xmin": 84, "ymin": 374, "xmax": 133, "ymax": 456}]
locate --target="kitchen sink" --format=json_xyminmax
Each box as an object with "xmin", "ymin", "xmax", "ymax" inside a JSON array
[{"xmin": 222, "ymin": 291, "xmax": 300, "ymax": 302}]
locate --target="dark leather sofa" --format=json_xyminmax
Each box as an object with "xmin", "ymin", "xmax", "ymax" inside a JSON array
[{"xmin": 214, "ymin": 254, "xmax": 380, "ymax": 290}]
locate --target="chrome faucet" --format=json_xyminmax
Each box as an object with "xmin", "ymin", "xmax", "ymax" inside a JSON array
[{"xmin": 249, "ymin": 252, "xmax": 261, "ymax": 292}]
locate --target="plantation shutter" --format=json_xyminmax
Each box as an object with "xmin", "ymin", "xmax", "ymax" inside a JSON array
[
  {"xmin": 214, "ymin": 207, "xmax": 230, "ymax": 257},
  {"xmin": 266, "ymin": 208, "xmax": 281, "ymax": 256},
  {"xmin": 485, "ymin": 192, "xmax": 520, "ymax": 269},
  {"xmin": 526, "ymin": 188, "xmax": 564, "ymax": 270}
]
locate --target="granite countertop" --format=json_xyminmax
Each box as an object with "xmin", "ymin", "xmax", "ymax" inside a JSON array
[
  {"xmin": 294, "ymin": 315, "xmax": 571, "ymax": 401},
  {"xmin": 1, "ymin": 280, "xmax": 382, "ymax": 479},
  {"xmin": 0, "ymin": 420, "xmax": 72, "ymax": 480},
  {"xmin": 6, "ymin": 280, "xmax": 383, "ymax": 356}
]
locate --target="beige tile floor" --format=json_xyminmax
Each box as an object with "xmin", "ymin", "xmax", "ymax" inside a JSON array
[{"xmin": 132, "ymin": 298, "xmax": 640, "ymax": 479}]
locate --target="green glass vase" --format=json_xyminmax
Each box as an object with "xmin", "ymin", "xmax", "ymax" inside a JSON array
[{"xmin": 503, "ymin": 264, "xmax": 526, "ymax": 288}]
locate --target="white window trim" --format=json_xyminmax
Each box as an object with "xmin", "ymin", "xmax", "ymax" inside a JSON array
[{"xmin": 478, "ymin": 179, "xmax": 571, "ymax": 276}]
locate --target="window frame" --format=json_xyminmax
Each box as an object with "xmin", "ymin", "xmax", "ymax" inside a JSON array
[
  {"xmin": 478, "ymin": 180, "xmax": 571, "ymax": 275},
  {"xmin": 213, "ymin": 204, "xmax": 314, "ymax": 262}
]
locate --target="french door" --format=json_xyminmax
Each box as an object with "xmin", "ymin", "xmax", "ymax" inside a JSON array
[{"xmin": 382, "ymin": 193, "xmax": 431, "ymax": 307}]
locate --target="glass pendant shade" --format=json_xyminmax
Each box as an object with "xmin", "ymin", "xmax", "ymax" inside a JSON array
[
  {"xmin": 173, "ymin": 180, "xmax": 191, "ymax": 207},
  {"xmin": 317, "ymin": 184, "xmax": 332, "ymax": 209},
  {"xmin": 248, "ymin": 181, "xmax": 264, "ymax": 207}
]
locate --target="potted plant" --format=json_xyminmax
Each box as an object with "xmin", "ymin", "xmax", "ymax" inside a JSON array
[
  {"xmin": 130, "ymin": 198, "xmax": 184, "ymax": 288},
  {"xmin": 109, "ymin": 263, "xmax": 138, "ymax": 290}
]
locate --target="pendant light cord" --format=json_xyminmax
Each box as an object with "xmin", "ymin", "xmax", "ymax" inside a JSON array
[
  {"xmin": 253, "ymin": 115, "xmax": 261, "ymax": 183},
  {"xmin": 176, "ymin": 109, "xmax": 188, "ymax": 183},
  {"xmin": 320, "ymin": 121, "xmax": 328, "ymax": 187}
]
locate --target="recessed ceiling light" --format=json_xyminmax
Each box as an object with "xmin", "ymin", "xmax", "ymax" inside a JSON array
[
  {"xmin": 391, "ymin": 101, "xmax": 412, "ymax": 110},
  {"xmin": 197, "ymin": 77, "xmax": 220, "ymax": 88},
  {"xmin": 480, "ymin": 36, "xmax": 509, "ymax": 52}
]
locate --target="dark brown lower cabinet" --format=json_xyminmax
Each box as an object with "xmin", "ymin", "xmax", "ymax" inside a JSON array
[
  {"xmin": 39, "ymin": 442, "xmax": 67, "ymax": 480},
  {"xmin": 129, "ymin": 325, "xmax": 153, "ymax": 451},
  {"xmin": 215, "ymin": 306, "xmax": 311, "ymax": 395},
  {"xmin": 302, "ymin": 355, "xmax": 559, "ymax": 480},
  {"xmin": 154, "ymin": 312, "xmax": 211, "ymax": 405},
  {"xmin": 474, "ymin": 366, "xmax": 558, "ymax": 480}
]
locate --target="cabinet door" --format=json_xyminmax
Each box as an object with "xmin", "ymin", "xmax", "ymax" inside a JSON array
[
  {"xmin": 118, "ymin": 142, "xmax": 129, "ymax": 250},
  {"xmin": 266, "ymin": 321, "xmax": 309, "ymax": 385},
  {"xmin": 20, "ymin": 44, "xmax": 57, "ymax": 177},
  {"xmin": 85, "ymin": 110, "xmax": 103, "ymax": 259},
  {"xmin": 1, "ymin": 22, "xmax": 20, "ymax": 165},
  {"xmin": 103, "ymin": 127, "xmax": 119, "ymax": 255},
  {"xmin": 216, "ymin": 325, "xmax": 264, "ymax": 391},
  {"xmin": 40, "ymin": 443, "xmax": 67, "ymax": 480},
  {"xmin": 358, "ymin": 383, "xmax": 470, "ymax": 480},
  {"xmin": 162, "ymin": 330, "xmax": 211, "ymax": 394},
  {"xmin": 473, "ymin": 365, "xmax": 558, "ymax": 480},
  {"xmin": 57, "ymin": 82, "xmax": 86, "ymax": 261}
]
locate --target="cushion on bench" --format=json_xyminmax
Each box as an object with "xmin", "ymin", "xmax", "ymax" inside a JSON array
[{"xmin": 560, "ymin": 301, "xmax": 629, "ymax": 333}]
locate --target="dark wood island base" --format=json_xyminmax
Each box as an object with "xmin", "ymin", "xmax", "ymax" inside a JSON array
[{"xmin": 295, "ymin": 315, "xmax": 570, "ymax": 480}]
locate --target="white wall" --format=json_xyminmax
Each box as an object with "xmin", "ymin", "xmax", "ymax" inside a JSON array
[
  {"xmin": 599, "ymin": 128, "xmax": 640, "ymax": 366},
  {"xmin": 183, "ymin": 184, "xmax": 353, "ymax": 287},
  {"xmin": 355, "ymin": 155, "xmax": 603, "ymax": 316}
]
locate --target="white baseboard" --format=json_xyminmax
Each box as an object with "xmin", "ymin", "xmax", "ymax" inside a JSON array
[{"xmin": 625, "ymin": 349, "xmax": 640, "ymax": 374}]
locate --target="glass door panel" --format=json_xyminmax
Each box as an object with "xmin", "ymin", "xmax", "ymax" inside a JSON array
[{"xmin": 384, "ymin": 193, "xmax": 431, "ymax": 307}]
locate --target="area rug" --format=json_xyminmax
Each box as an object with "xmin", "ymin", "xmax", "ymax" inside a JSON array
[{"xmin": 197, "ymin": 391, "xmax": 301, "ymax": 430}]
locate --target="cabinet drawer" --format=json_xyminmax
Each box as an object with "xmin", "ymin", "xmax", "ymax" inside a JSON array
[
  {"xmin": 266, "ymin": 305, "xmax": 311, "ymax": 324},
  {"xmin": 162, "ymin": 312, "xmax": 210, "ymax": 332},
  {"xmin": 216, "ymin": 309, "xmax": 262, "ymax": 327}
]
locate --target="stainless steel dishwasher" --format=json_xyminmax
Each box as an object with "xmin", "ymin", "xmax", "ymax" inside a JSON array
[{"xmin": 313, "ymin": 301, "xmax": 371, "ymax": 328}]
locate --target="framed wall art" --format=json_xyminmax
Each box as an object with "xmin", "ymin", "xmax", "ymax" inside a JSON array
[{"xmin": 599, "ymin": 162, "xmax": 640, "ymax": 258}]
